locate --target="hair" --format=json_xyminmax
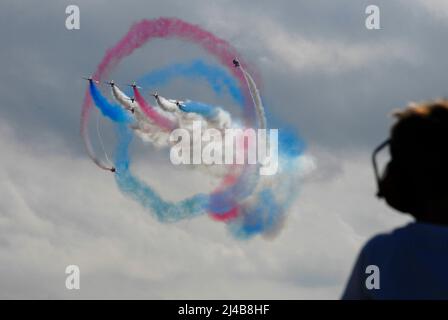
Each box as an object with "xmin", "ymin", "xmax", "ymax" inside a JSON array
[{"xmin": 386, "ymin": 99, "xmax": 448, "ymax": 218}]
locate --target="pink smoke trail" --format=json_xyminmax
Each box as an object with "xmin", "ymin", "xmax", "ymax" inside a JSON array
[
  {"xmin": 208, "ymin": 173, "xmax": 239, "ymax": 221},
  {"xmin": 210, "ymin": 207, "xmax": 240, "ymax": 222},
  {"xmin": 81, "ymin": 18, "xmax": 258, "ymax": 171},
  {"xmin": 81, "ymin": 18, "xmax": 261, "ymax": 222},
  {"xmin": 132, "ymin": 87, "xmax": 176, "ymax": 131}
]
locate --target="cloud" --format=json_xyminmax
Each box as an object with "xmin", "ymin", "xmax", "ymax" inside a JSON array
[
  {"xmin": 0, "ymin": 0, "xmax": 430, "ymax": 299},
  {"xmin": 199, "ymin": 1, "xmax": 420, "ymax": 74},
  {"xmin": 252, "ymin": 21, "xmax": 417, "ymax": 74},
  {"xmin": 264, "ymin": 35, "xmax": 414, "ymax": 73},
  {"xmin": 0, "ymin": 118, "xmax": 409, "ymax": 298},
  {"xmin": 412, "ymin": 0, "xmax": 448, "ymax": 20}
]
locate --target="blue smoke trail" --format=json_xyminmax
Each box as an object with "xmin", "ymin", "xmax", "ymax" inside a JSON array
[
  {"xmin": 100, "ymin": 59, "xmax": 306, "ymax": 239},
  {"xmin": 228, "ymin": 189, "xmax": 280, "ymax": 239},
  {"xmin": 89, "ymin": 81, "xmax": 132, "ymax": 123},
  {"xmin": 226, "ymin": 110, "xmax": 305, "ymax": 238},
  {"xmin": 136, "ymin": 60, "xmax": 244, "ymax": 107},
  {"xmin": 114, "ymin": 124, "xmax": 209, "ymax": 222},
  {"xmin": 180, "ymin": 100, "xmax": 219, "ymax": 119},
  {"xmin": 114, "ymin": 59, "xmax": 254, "ymax": 223},
  {"xmin": 137, "ymin": 61, "xmax": 266, "ymax": 216},
  {"xmin": 264, "ymin": 107, "xmax": 306, "ymax": 159}
]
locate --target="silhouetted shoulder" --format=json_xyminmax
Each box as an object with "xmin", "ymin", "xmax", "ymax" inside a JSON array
[{"xmin": 359, "ymin": 223, "xmax": 422, "ymax": 264}]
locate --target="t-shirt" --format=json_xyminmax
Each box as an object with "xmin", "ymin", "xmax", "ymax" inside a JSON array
[{"xmin": 342, "ymin": 222, "xmax": 448, "ymax": 299}]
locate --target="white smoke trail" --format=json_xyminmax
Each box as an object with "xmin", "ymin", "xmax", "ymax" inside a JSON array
[
  {"xmin": 96, "ymin": 108, "xmax": 114, "ymax": 168},
  {"xmin": 110, "ymin": 86, "xmax": 264, "ymax": 179},
  {"xmin": 111, "ymin": 85, "xmax": 174, "ymax": 147},
  {"xmin": 109, "ymin": 88, "xmax": 228, "ymax": 175},
  {"xmin": 151, "ymin": 94, "xmax": 243, "ymax": 177},
  {"xmin": 240, "ymin": 67, "xmax": 266, "ymax": 129},
  {"xmin": 206, "ymin": 107, "xmax": 232, "ymax": 130}
]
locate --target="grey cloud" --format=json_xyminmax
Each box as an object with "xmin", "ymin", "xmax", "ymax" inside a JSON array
[
  {"xmin": 0, "ymin": 0, "xmax": 435, "ymax": 299},
  {"xmin": 0, "ymin": 119, "xmax": 410, "ymax": 298}
]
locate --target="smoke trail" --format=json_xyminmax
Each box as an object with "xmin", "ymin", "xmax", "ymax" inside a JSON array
[
  {"xmin": 81, "ymin": 18, "xmax": 258, "ymax": 171},
  {"xmin": 110, "ymin": 60, "xmax": 264, "ymax": 226},
  {"xmin": 240, "ymin": 67, "xmax": 266, "ymax": 129},
  {"xmin": 96, "ymin": 110, "xmax": 114, "ymax": 168},
  {"xmin": 92, "ymin": 61, "xmax": 304, "ymax": 238},
  {"xmin": 132, "ymin": 87, "xmax": 177, "ymax": 131},
  {"xmin": 82, "ymin": 81, "xmax": 131, "ymax": 172},
  {"xmin": 88, "ymin": 59, "xmax": 303, "ymax": 239},
  {"xmin": 132, "ymin": 61, "xmax": 263, "ymax": 215},
  {"xmin": 82, "ymin": 19, "xmax": 261, "ymax": 229},
  {"xmin": 111, "ymin": 84, "xmax": 137, "ymax": 113},
  {"xmin": 181, "ymin": 101, "xmax": 218, "ymax": 119},
  {"xmin": 89, "ymin": 81, "xmax": 132, "ymax": 124},
  {"xmin": 229, "ymin": 188, "xmax": 280, "ymax": 239},
  {"xmin": 114, "ymin": 124, "xmax": 209, "ymax": 222},
  {"xmin": 206, "ymin": 63, "xmax": 268, "ymax": 218},
  {"xmin": 136, "ymin": 60, "xmax": 241, "ymax": 131},
  {"xmin": 137, "ymin": 60, "xmax": 244, "ymax": 107},
  {"xmin": 109, "ymin": 84, "xmax": 169, "ymax": 146},
  {"xmin": 173, "ymin": 100, "xmax": 231, "ymax": 131},
  {"xmin": 80, "ymin": 18, "xmax": 307, "ymax": 239}
]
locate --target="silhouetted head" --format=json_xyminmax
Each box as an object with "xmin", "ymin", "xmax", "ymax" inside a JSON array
[{"xmin": 373, "ymin": 100, "xmax": 448, "ymax": 224}]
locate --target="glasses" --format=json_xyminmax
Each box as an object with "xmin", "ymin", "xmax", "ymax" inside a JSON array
[{"xmin": 372, "ymin": 139, "xmax": 390, "ymax": 196}]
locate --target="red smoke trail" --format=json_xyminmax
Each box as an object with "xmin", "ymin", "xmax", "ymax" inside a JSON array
[
  {"xmin": 132, "ymin": 87, "xmax": 176, "ymax": 131},
  {"xmin": 210, "ymin": 206, "xmax": 240, "ymax": 222},
  {"xmin": 81, "ymin": 17, "xmax": 257, "ymax": 171},
  {"xmin": 81, "ymin": 18, "xmax": 263, "ymax": 223}
]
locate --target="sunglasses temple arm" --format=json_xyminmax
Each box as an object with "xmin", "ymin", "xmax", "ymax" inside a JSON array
[{"xmin": 372, "ymin": 139, "xmax": 391, "ymax": 190}]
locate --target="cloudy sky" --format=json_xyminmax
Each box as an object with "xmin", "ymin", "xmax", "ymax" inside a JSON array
[{"xmin": 1, "ymin": 0, "xmax": 446, "ymax": 299}]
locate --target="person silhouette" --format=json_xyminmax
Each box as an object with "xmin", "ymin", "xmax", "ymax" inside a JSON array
[{"xmin": 342, "ymin": 100, "xmax": 448, "ymax": 299}]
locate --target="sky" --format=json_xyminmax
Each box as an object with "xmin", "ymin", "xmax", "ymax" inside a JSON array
[{"xmin": 0, "ymin": 0, "xmax": 446, "ymax": 299}]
